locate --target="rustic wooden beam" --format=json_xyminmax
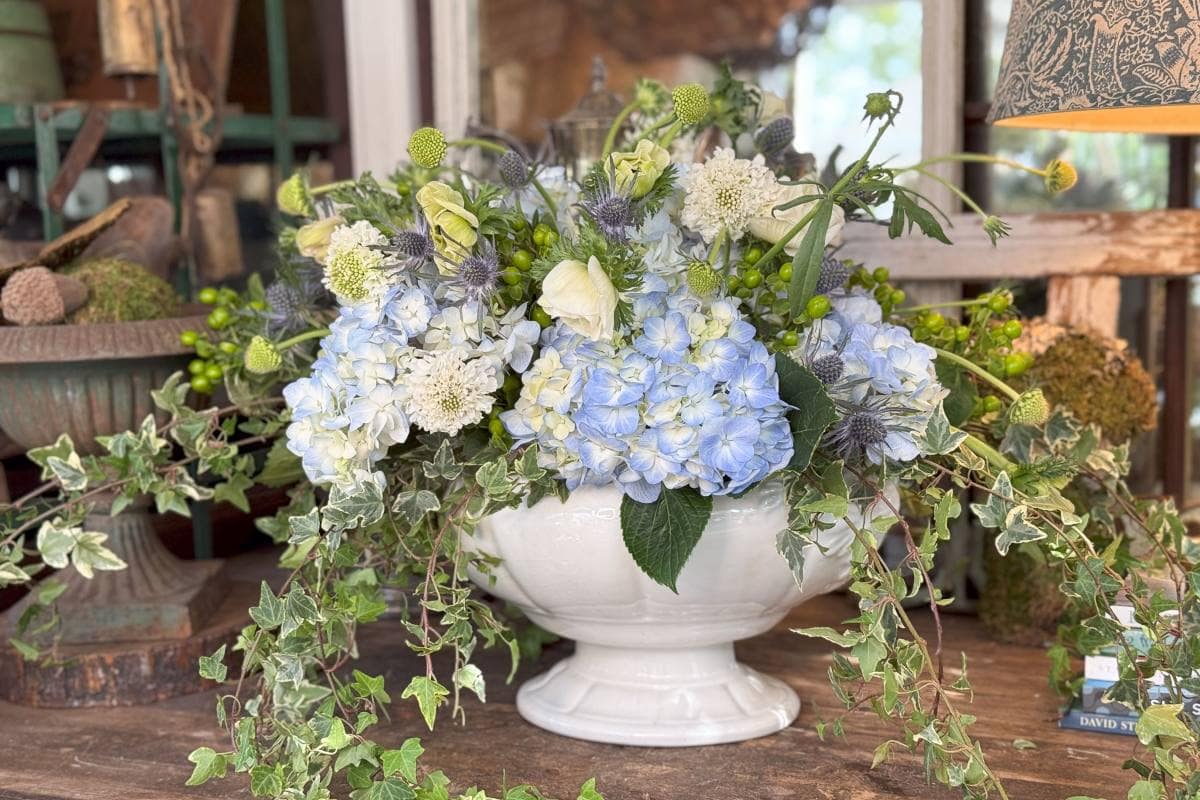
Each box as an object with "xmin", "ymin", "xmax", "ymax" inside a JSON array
[{"xmin": 839, "ymin": 209, "xmax": 1200, "ymax": 279}]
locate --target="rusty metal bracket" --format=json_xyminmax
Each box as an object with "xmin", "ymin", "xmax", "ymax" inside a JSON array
[{"xmin": 45, "ymin": 106, "xmax": 112, "ymax": 214}]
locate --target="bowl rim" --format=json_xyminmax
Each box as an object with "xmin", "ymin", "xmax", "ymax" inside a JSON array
[{"xmin": 0, "ymin": 313, "xmax": 208, "ymax": 365}]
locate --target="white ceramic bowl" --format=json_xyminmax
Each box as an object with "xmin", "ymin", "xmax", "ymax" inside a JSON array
[{"xmin": 468, "ymin": 481, "xmax": 894, "ymax": 747}]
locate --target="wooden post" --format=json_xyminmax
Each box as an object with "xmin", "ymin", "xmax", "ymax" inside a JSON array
[{"xmin": 1045, "ymin": 275, "xmax": 1120, "ymax": 338}]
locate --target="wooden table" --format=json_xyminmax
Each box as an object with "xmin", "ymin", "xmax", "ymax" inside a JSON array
[{"xmin": 0, "ymin": 559, "xmax": 1139, "ymax": 800}]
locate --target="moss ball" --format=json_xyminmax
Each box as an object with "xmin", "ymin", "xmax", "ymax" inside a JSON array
[
  {"xmin": 1015, "ymin": 322, "xmax": 1157, "ymax": 443},
  {"xmin": 66, "ymin": 258, "xmax": 181, "ymax": 324}
]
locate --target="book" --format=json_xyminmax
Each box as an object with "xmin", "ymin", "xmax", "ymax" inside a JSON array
[
  {"xmin": 1080, "ymin": 679, "xmax": 1198, "ymax": 716},
  {"xmin": 1059, "ymin": 703, "xmax": 1137, "ymax": 736}
]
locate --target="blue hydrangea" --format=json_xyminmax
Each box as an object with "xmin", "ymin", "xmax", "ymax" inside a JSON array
[
  {"xmin": 502, "ymin": 284, "xmax": 794, "ymax": 502},
  {"xmin": 796, "ymin": 288, "xmax": 947, "ymax": 465}
]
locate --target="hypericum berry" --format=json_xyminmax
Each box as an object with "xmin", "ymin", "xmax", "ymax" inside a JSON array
[
  {"xmin": 811, "ymin": 354, "xmax": 844, "ymax": 384},
  {"xmin": 987, "ymin": 292, "xmax": 1011, "ymax": 313},
  {"xmin": 778, "ymin": 262, "xmax": 793, "ymax": 282},
  {"xmin": 742, "ymin": 268, "xmax": 763, "ymax": 289},
  {"xmin": 407, "ymin": 127, "xmax": 447, "ymax": 168},
  {"xmin": 1002, "ymin": 319, "xmax": 1023, "ymax": 340},
  {"xmin": 276, "ymin": 173, "xmax": 312, "ymax": 216},
  {"xmin": 497, "ymin": 150, "xmax": 531, "ymax": 189},
  {"xmin": 814, "ymin": 256, "xmax": 850, "ymax": 294},
  {"xmin": 198, "ymin": 287, "xmax": 219, "ymax": 304},
  {"xmin": 1009, "ymin": 388, "xmax": 1050, "ymax": 426},
  {"xmin": 744, "ymin": 246, "xmax": 763, "ymax": 265},
  {"xmin": 510, "ymin": 249, "xmax": 533, "ymax": 272},
  {"xmin": 672, "ymin": 83, "xmax": 710, "ymax": 124},
  {"xmin": 781, "ymin": 330, "xmax": 799, "ymax": 348},
  {"xmin": 1043, "ymin": 158, "xmax": 1077, "ymax": 195},
  {"xmin": 244, "ymin": 336, "xmax": 283, "ymax": 375},
  {"xmin": 179, "ymin": 330, "xmax": 199, "ymax": 347},
  {"xmin": 531, "ymin": 305, "xmax": 552, "ymax": 327},
  {"xmin": 806, "ymin": 294, "xmax": 831, "ymax": 318},
  {"xmin": 687, "ymin": 261, "xmax": 721, "ymax": 298},
  {"xmin": 188, "ymin": 358, "xmax": 206, "ymax": 376},
  {"xmin": 755, "ymin": 116, "xmax": 794, "ymax": 155},
  {"xmin": 925, "ymin": 312, "xmax": 946, "ymax": 333}
]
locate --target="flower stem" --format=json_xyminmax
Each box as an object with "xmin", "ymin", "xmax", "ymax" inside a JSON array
[
  {"xmin": 309, "ymin": 180, "xmax": 356, "ymax": 197},
  {"xmin": 448, "ymin": 137, "xmax": 508, "ymax": 156},
  {"xmin": 895, "ymin": 152, "xmax": 1047, "ymax": 179},
  {"xmin": 277, "ymin": 328, "xmax": 330, "ymax": 351},
  {"xmin": 963, "ymin": 433, "xmax": 1016, "ymax": 472},
  {"xmin": 757, "ymin": 110, "xmax": 896, "ymax": 267},
  {"xmin": 601, "ymin": 100, "xmax": 639, "ymax": 160},
  {"xmin": 657, "ymin": 120, "xmax": 683, "ymax": 148},
  {"xmin": 708, "ymin": 228, "xmax": 728, "ymax": 268},
  {"xmin": 932, "ymin": 347, "xmax": 1020, "ymax": 402},
  {"xmin": 530, "ymin": 172, "xmax": 559, "ymax": 220},
  {"xmin": 895, "ymin": 298, "xmax": 989, "ymax": 314}
]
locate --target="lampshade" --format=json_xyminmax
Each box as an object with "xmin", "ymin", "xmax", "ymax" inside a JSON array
[{"xmin": 989, "ymin": 0, "xmax": 1200, "ymax": 133}]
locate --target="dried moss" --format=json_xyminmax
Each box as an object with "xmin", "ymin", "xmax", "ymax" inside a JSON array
[
  {"xmin": 979, "ymin": 541, "xmax": 1069, "ymax": 646},
  {"xmin": 65, "ymin": 258, "xmax": 180, "ymax": 324},
  {"xmin": 1020, "ymin": 330, "xmax": 1157, "ymax": 443}
]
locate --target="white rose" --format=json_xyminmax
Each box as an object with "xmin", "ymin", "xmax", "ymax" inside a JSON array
[
  {"xmin": 539, "ymin": 256, "xmax": 618, "ymax": 342},
  {"xmin": 748, "ymin": 182, "xmax": 845, "ymax": 256}
]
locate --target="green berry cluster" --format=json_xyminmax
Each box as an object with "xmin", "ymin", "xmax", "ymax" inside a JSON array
[
  {"xmin": 489, "ymin": 214, "xmax": 558, "ymax": 327},
  {"xmin": 902, "ymin": 288, "xmax": 1035, "ymax": 421},
  {"xmin": 179, "ymin": 286, "xmax": 264, "ymax": 394}
]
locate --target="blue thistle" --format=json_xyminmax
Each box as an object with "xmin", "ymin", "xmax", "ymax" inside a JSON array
[
  {"xmin": 579, "ymin": 166, "xmax": 635, "ymax": 242},
  {"xmin": 452, "ymin": 240, "xmax": 500, "ymax": 303}
]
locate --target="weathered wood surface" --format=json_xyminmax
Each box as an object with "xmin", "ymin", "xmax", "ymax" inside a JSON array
[
  {"xmin": 841, "ymin": 209, "xmax": 1200, "ymax": 280},
  {"xmin": 1046, "ymin": 275, "xmax": 1122, "ymax": 338},
  {"xmin": 0, "ymin": 553, "xmax": 1136, "ymax": 800}
]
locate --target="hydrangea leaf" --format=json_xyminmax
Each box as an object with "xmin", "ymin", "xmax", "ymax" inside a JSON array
[
  {"xmin": 620, "ymin": 487, "xmax": 713, "ymax": 592},
  {"xmin": 774, "ymin": 354, "xmax": 837, "ymax": 472}
]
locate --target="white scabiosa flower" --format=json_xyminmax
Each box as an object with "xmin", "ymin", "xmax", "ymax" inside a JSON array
[
  {"xmin": 680, "ymin": 148, "xmax": 778, "ymax": 242},
  {"xmin": 323, "ymin": 220, "xmax": 389, "ymax": 303},
  {"xmin": 405, "ymin": 349, "xmax": 498, "ymax": 435}
]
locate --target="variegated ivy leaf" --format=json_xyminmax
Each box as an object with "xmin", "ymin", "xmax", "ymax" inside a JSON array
[
  {"xmin": 993, "ymin": 506, "xmax": 1046, "ymax": 556},
  {"xmin": 36, "ymin": 520, "xmax": 79, "ymax": 569},
  {"xmin": 453, "ymin": 663, "xmax": 486, "ymax": 703},
  {"xmin": 392, "ymin": 490, "xmax": 441, "ymax": 524},
  {"xmin": 918, "ymin": 405, "xmax": 967, "ymax": 455},
  {"xmin": 26, "ymin": 434, "xmax": 75, "ymax": 481},
  {"xmin": 474, "ymin": 458, "xmax": 513, "ymax": 498},
  {"xmin": 45, "ymin": 452, "xmax": 88, "ymax": 492},
  {"xmin": 970, "ymin": 471, "xmax": 1013, "ymax": 529},
  {"xmin": 70, "ymin": 531, "xmax": 127, "ymax": 578},
  {"xmin": 150, "ymin": 371, "xmax": 192, "ymax": 415},
  {"xmin": 323, "ymin": 479, "xmax": 385, "ymax": 533},
  {"xmin": 287, "ymin": 508, "xmax": 321, "ymax": 543}
]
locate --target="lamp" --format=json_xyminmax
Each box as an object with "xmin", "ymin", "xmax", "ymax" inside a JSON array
[{"xmin": 989, "ymin": 0, "xmax": 1200, "ymax": 133}]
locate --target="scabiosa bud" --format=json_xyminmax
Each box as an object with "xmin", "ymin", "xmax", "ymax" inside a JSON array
[
  {"xmin": 325, "ymin": 248, "xmax": 372, "ymax": 301},
  {"xmin": 863, "ymin": 92, "xmax": 893, "ymax": 120},
  {"xmin": 755, "ymin": 116, "xmax": 794, "ymax": 155},
  {"xmin": 244, "ymin": 336, "xmax": 282, "ymax": 375},
  {"xmin": 1043, "ymin": 159, "xmax": 1077, "ymax": 195},
  {"xmin": 687, "ymin": 261, "xmax": 721, "ymax": 298},
  {"xmin": 407, "ymin": 127, "xmax": 447, "ymax": 168},
  {"xmin": 1009, "ymin": 388, "xmax": 1050, "ymax": 426},
  {"xmin": 811, "ymin": 353, "xmax": 844, "ymax": 385},
  {"xmin": 815, "ymin": 255, "xmax": 851, "ymax": 294},
  {"xmin": 498, "ymin": 150, "xmax": 530, "ymax": 189},
  {"xmin": 672, "ymin": 83, "xmax": 710, "ymax": 125},
  {"xmin": 982, "ymin": 215, "xmax": 1012, "ymax": 245},
  {"xmin": 276, "ymin": 173, "xmax": 312, "ymax": 217}
]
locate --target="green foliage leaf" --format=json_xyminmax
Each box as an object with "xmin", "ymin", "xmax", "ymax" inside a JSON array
[
  {"xmin": 248, "ymin": 581, "xmax": 285, "ymax": 630},
  {"xmin": 185, "ymin": 747, "xmax": 229, "ymax": 786},
  {"xmin": 619, "ymin": 487, "xmax": 713, "ymax": 591},
  {"xmin": 787, "ymin": 199, "xmax": 834, "ymax": 317},
  {"xmin": 993, "ymin": 506, "xmax": 1047, "ymax": 556},
  {"xmin": 393, "ymin": 489, "xmax": 441, "ymax": 524},
  {"xmin": 46, "ymin": 454, "xmax": 88, "ymax": 492},
  {"xmin": 257, "ymin": 438, "xmax": 305, "ymax": 487},
  {"xmin": 774, "ymin": 354, "xmax": 838, "ymax": 471},
  {"xmin": 213, "ymin": 472, "xmax": 254, "ymax": 513},
  {"xmin": 475, "ymin": 459, "xmax": 513, "ymax": 498},
  {"xmin": 576, "ymin": 778, "xmax": 605, "ymax": 800},
  {"xmin": 888, "ymin": 188, "xmax": 951, "ymax": 244},
  {"xmin": 1135, "ymin": 704, "xmax": 1194, "ymax": 746},
  {"xmin": 920, "ymin": 404, "xmax": 968, "ymax": 455},
  {"xmin": 1127, "ymin": 781, "xmax": 1166, "ymax": 800},
  {"xmin": 453, "ymin": 664, "xmax": 486, "ymax": 702},
  {"xmin": 367, "ymin": 778, "xmax": 417, "ymax": 800},
  {"xmin": 198, "ymin": 644, "xmax": 228, "ymax": 682},
  {"xmin": 70, "ymin": 531, "xmax": 126, "ymax": 578},
  {"xmin": 381, "ymin": 738, "xmax": 424, "ymax": 782},
  {"xmin": 249, "ymin": 765, "xmax": 284, "ymax": 797},
  {"xmin": 323, "ymin": 479, "xmax": 385, "ymax": 533},
  {"xmin": 321, "ymin": 717, "xmax": 350, "ymax": 751},
  {"xmin": 401, "ymin": 676, "xmax": 449, "ymax": 731},
  {"xmin": 26, "ymin": 434, "xmax": 76, "ymax": 481}
]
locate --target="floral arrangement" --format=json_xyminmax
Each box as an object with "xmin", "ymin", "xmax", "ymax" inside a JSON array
[{"xmin": 1, "ymin": 70, "xmax": 1197, "ymax": 800}]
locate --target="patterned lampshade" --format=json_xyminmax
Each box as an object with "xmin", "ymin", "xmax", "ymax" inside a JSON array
[{"xmin": 989, "ymin": 0, "xmax": 1200, "ymax": 132}]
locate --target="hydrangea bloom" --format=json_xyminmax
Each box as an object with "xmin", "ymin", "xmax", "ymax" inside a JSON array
[
  {"xmin": 796, "ymin": 288, "xmax": 946, "ymax": 464},
  {"xmin": 502, "ymin": 282, "xmax": 794, "ymax": 501}
]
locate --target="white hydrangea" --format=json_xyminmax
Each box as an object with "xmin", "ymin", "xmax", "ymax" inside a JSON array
[{"xmin": 680, "ymin": 148, "xmax": 779, "ymax": 242}]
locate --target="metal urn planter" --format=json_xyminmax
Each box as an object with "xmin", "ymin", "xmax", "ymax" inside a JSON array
[{"xmin": 0, "ymin": 314, "xmax": 232, "ymax": 706}]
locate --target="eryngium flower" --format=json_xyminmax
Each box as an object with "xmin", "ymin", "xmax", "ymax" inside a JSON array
[
  {"xmin": 810, "ymin": 353, "xmax": 844, "ymax": 385},
  {"xmin": 815, "ymin": 256, "xmax": 851, "ymax": 294},
  {"xmin": 453, "ymin": 241, "xmax": 501, "ymax": 302},
  {"xmin": 579, "ymin": 176, "xmax": 635, "ymax": 242},
  {"xmin": 829, "ymin": 410, "xmax": 888, "ymax": 458},
  {"xmin": 755, "ymin": 116, "xmax": 794, "ymax": 155},
  {"xmin": 498, "ymin": 150, "xmax": 531, "ymax": 189}
]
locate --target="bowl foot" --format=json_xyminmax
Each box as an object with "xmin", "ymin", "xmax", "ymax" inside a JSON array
[{"xmin": 516, "ymin": 641, "xmax": 799, "ymax": 746}]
